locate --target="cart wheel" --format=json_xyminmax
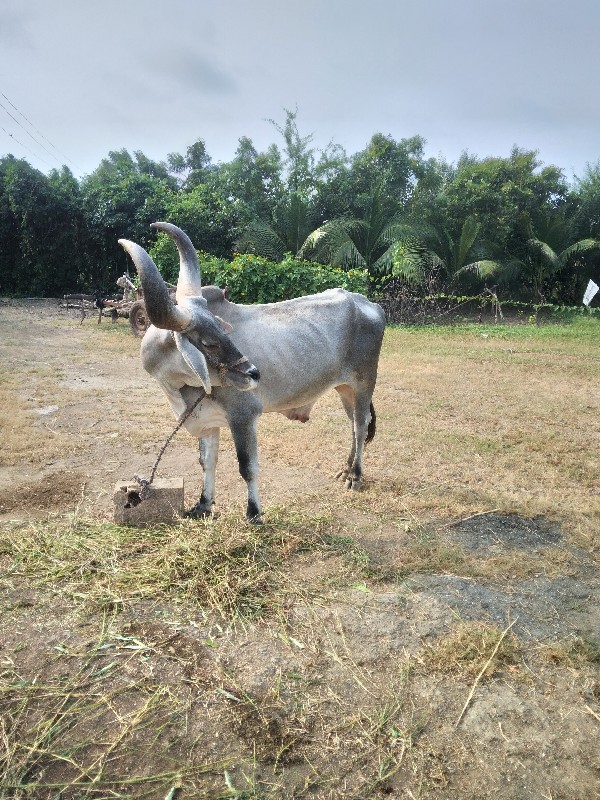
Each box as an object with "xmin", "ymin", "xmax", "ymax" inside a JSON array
[{"xmin": 129, "ymin": 300, "xmax": 149, "ymax": 337}]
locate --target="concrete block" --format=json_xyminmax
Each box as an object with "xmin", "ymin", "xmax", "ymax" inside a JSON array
[{"xmin": 114, "ymin": 478, "xmax": 185, "ymax": 526}]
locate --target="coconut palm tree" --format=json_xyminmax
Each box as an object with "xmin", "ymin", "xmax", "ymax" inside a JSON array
[
  {"xmin": 522, "ymin": 211, "xmax": 599, "ymax": 302},
  {"xmin": 299, "ymin": 189, "xmax": 414, "ymax": 275},
  {"xmin": 235, "ymin": 192, "xmax": 315, "ymax": 261},
  {"xmin": 391, "ymin": 215, "xmax": 503, "ymax": 288}
]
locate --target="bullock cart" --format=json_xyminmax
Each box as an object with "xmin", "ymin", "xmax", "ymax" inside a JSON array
[{"xmin": 62, "ymin": 274, "xmax": 175, "ymax": 336}]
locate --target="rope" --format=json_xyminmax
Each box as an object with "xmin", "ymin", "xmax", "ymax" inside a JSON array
[
  {"xmin": 133, "ymin": 390, "xmax": 206, "ymax": 500},
  {"xmin": 131, "ymin": 345, "xmax": 251, "ymax": 501}
]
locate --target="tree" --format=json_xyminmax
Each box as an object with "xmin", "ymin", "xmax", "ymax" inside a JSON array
[
  {"xmin": 266, "ymin": 107, "xmax": 315, "ymax": 195},
  {"xmin": 167, "ymin": 139, "xmax": 215, "ymax": 190},
  {"xmin": 300, "ymin": 189, "xmax": 413, "ymax": 276},
  {"xmin": 435, "ymin": 147, "xmax": 568, "ymax": 259},
  {"xmin": 234, "ymin": 110, "xmax": 326, "ymax": 259},
  {"xmin": 215, "ymin": 136, "xmax": 283, "ymax": 224},
  {"xmin": 0, "ymin": 157, "xmax": 85, "ymax": 295},
  {"xmin": 391, "ymin": 215, "xmax": 503, "ymax": 288},
  {"xmin": 521, "ymin": 211, "xmax": 599, "ymax": 302},
  {"xmin": 46, "ymin": 166, "xmax": 87, "ymax": 292},
  {"xmin": 81, "ymin": 150, "xmax": 172, "ymax": 289},
  {"xmin": 347, "ymin": 133, "xmax": 427, "ymax": 219},
  {"xmin": 159, "ymin": 183, "xmax": 240, "ymax": 259},
  {"xmin": 236, "ymin": 192, "xmax": 316, "ymax": 261},
  {"xmin": 571, "ymin": 161, "xmax": 600, "ymax": 239},
  {"xmin": 296, "ymin": 135, "xmax": 429, "ymax": 277}
]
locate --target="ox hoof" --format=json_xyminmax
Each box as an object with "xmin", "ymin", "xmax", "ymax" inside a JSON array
[
  {"xmin": 246, "ymin": 514, "xmax": 263, "ymax": 525},
  {"xmin": 345, "ymin": 477, "xmax": 363, "ymax": 491},
  {"xmin": 187, "ymin": 503, "xmax": 215, "ymax": 519},
  {"xmin": 336, "ymin": 468, "xmax": 350, "ymax": 482}
]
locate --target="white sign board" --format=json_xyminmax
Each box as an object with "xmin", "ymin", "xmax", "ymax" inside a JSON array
[{"xmin": 583, "ymin": 279, "xmax": 599, "ymax": 306}]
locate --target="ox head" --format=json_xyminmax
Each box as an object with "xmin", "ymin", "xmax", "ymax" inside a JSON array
[{"xmin": 118, "ymin": 223, "xmax": 260, "ymax": 395}]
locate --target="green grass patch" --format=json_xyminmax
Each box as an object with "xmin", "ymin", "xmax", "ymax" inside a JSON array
[{"xmin": 387, "ymin": 315, "xmax": 600, "ymax": 343}]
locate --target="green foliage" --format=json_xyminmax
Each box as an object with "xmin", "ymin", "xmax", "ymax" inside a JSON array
[
  {"xmin": 166, "ymin": 138, "xmax": 215, "ymax": 190},
  {"xmin": 0, "ymin": 157, "xmax": 86, "ymax": 295},
  {"xmin": 149, "ymin": 233, "xmax": 368, "ymax": 303},
  {"xmin": 160, "ymin": 183, "xmax": 239, "ymax": 258},
  {"xmin": 301, "ymin": 189, "xmax": 414, "ymax": 275},
  {"xmin": 1, "ymin": 113, "xmax": 599, "ymax": 304},
  {"xmin": 571, "ymin": 160, "xmax": 600, "ymax": 238},
  {"xmin": 236, "ymin": 191, "xmax": 316, "ymax": 261},
  {"xmin": 349, "ymin": 132, "xmax": 427, "ymax": 218}
]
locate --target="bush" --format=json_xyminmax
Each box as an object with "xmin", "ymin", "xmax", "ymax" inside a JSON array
[{"xmin": 149, "ymin": 233, "xmax": 368, "ymax": 303}]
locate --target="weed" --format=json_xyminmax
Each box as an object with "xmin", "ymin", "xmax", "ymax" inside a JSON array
[
  {"xmin": 420, "ymin": 621, "xmax": 521, "ymax": 679},
  {"xmin": 539, "ymin": 635, "xmax": 600, "ymax": 666}
]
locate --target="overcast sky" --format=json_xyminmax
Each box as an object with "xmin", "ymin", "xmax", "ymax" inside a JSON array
[{"xmin": 1, "ymin": 0, "xmax": 599, "ymax": 183}]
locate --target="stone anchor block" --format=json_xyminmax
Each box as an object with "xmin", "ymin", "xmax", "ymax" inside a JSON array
[{"xmin": 114, "ymin": 478, "xmax": 185, "ymax": 526}]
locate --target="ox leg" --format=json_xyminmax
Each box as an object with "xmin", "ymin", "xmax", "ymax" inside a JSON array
[
  {"xmin": 335, "ymin": 385, "xmax": 372, "ymax": 491},
  {"xmin": 189, "ymin": 428, "xmax": 220, "ymax": 517},
  {"xmin": 229, "ymin": 417, "xmax": 262, "ymax": 523}
]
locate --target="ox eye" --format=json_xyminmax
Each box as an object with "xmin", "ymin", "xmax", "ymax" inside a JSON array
[{"xmin": 201, "ymin": 339, "xmax": 218, "ymax": 350}]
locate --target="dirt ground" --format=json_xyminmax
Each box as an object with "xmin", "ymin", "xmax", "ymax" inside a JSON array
[{"xmin": 0, "ymin": 299, "xmax": 599, "ymax": 799}]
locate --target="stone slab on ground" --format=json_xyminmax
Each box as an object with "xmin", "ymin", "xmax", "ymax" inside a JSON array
[{"xmin": 113, "ymin": 478, "xmax": 184, "ymax": 526}]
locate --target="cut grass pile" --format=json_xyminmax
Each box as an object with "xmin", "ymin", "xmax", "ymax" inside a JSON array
[{"xmin": 1, "ymin": 511, "xmax": 374, "ymax": 619}]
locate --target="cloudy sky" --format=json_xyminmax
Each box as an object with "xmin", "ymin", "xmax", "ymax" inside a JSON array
[{"xmin": 1, "ymin": 0, "xmax": 599, "ymax": 182}]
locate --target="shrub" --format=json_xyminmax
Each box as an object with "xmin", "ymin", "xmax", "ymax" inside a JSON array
[{"xmin": 149, "ymin": 233, "xmax": 368, "ymax": 303}]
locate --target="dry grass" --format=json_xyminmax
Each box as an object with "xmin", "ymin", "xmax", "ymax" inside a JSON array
[
  {"xmin": 0, "ymin": 510, "xmax": 374, "ymax": 621},
  {"xmin": 369, "ymin": 319, "xmax": 600, "ymax": 548},
  {"xmin": 420, "ymin": 621, "xmax": 522, "ymax": 679},
  {"xmin": 0, "ymin": 623, "xmax": 232, "ymax": 799},
  {"xmin": 1, "ymin": 305, "xmax": 599, "ymax": 798},
  {"xmin": 537, "ymin": 635, "xmax": 600, "ymax": 667}
]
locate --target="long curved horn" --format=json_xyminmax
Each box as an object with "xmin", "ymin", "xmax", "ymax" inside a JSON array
[
  {"xmin": 118, "ymin": 239, "xmax": 192, "ymax": 331},
  {"xmin": 150, "ymin": 222, "xmax": 203, "ymax": 304}
]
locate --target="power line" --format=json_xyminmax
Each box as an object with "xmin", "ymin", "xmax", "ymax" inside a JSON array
[
  {"xmin": 0, "ymin": 91, "xmax": 82, "ymax": 172},
  {"xmin": 0, "ymin": 97, "xmax": 63, "ymax": 166},
  {"xmin": 1, "ymin": 91, "xmax": 79, "ymax": 169},
  {"xmin": 0, "ymin": 123, "xmax": 54, "ymax": 168}
]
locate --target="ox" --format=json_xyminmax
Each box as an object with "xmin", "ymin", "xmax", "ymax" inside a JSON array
[{"xmin": 119, "ymin": 222, "xmax": 385, "ymax": 522}]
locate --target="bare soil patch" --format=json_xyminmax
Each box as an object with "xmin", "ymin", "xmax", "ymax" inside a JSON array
[{"xmin": 0, "ymin": 300, "xmax": 598, "ymax": 799}]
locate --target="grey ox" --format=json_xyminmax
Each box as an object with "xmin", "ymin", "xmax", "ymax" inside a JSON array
[{"xmin": 119, "ymin": 222, "xmax": 386, "ymax": 522}]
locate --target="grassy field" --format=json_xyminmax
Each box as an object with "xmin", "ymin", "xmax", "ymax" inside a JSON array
[{"xmin": 0, "ymin": 302, "xmax": 599, "ymax": 799}]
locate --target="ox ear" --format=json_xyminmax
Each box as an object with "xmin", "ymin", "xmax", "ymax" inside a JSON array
[
  {"xmin": 215, "ymin": 315, "xmax": 233, "ymax": 334},
  {"xmin": 174, "ymin": 332, "xmax": 212, "ymax": 394}
]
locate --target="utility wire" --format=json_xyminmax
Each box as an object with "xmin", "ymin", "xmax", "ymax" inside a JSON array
[
  {"xmin": 0, "ymin": 96, "xmax": 64, "ymax": 166},
  {"xmin": 1, "ymin": 91, "xmax": 79, "ymax": 169},
  {"xmin": 0, "ymin": 123, "xmax": 54, "ymax": 168},
  {"xmin": 0, "ymin": 91, "xmax": 82, "ymax": 172}
]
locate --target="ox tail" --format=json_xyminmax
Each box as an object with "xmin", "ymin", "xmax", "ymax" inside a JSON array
[{"xmin": 365, "ymin": 402, "xmax": 377, "ymax": 445}]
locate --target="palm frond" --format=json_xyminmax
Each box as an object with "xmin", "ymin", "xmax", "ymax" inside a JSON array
[
  {"xmin": 527, "ymin": 238, "xmax": 560, "ymax": 271},
  {"xmin": 454, "ymin": 216, "xmax": 481, "ymax": 272},
  {"xmin": 332, "ymin": 238, "xmax": 365, "ymax": 269},
  {"xmin": 298, "ymin": 219, "xmax": 354, "ymax": 262},
  {"xmin": 392, "ymin": 240, "xmax": 445, "ymax": 285},
  {"xmin": 380, "ymin": 220, "xmax": 417, "ymax": 245},
  {"xmin": 495, "ymin": 258, "xmax": 526, "ymax": 285},
  {"xmin": 371, "ymin": 243, "xmax": 397, "ymax": 275},
  {"xmin": 282, "ymin": 193, "xmax": 313, "ymax": 254},
  {"xmin": 559, "ymin": 238, "xmax": 599, "ymax": 264},
  {"xmin": 236, "ymin": 220, "xmax": 285, "ymax": 261},
  {"xmin": 391, "ymin": 247, "xmax": 427, "ymax": 285},
  {"xmin": 457, "ymin": 259, "xmax": 502, "ymax": 279}
]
